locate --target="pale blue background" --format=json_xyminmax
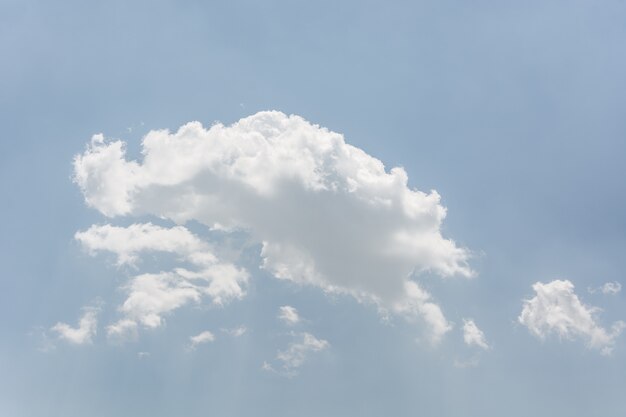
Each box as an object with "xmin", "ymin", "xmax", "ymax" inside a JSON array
[{"xmin": 2, "ymin": 1, "xmax": 626, "ymax": 416}]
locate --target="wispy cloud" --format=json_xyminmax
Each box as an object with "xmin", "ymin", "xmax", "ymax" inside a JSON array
[
  {"xmin": 188, "ymin": 331, "xmax": 216, "ymax": 350},
  {"xmin": 588, "ymin": 281, "xmax": 622, "ymax": 295},
  {"xmin": 222, "ymin": 326, "xmax": 247, "ymax": 337},
  {"xmin": 51, "ymin": 305, "xmax": 100, "ymax": 345},
  {"xmin": 75, "ymin": 223, "xmax": 248, "ymax": 337},
  {"xmin": 264, "ymin": 332, "xmax": 329, "ymax": 377}
]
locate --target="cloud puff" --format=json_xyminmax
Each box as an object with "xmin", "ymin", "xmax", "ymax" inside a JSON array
[
  {"xmin": 278, "ymin": 306, "xmax": 300, "ymax": 325},
  {"xmin": 74, "ymin": 111, "xmax": 473, "ymax": 343},
  {"xmin": 77, "ymin": 223, "xmax": 248, "ymax": 335},
  {"xmin": 462, "ymin": 319, "xmax": 489, "ymax": 350},
  {"xmin": 189, "ymin": 330, "xmax": 216, "ymax": 349},
  {"xmin": 51, "ymin": 305, "xmax": 99, "ymax": 345},
  {"xmin": 589, "ymin": 281, "xmax": 622, "ymax": 295},
  {"xmin": 519, "ymin": 280, "xmax": 625, "ymax": 355}
]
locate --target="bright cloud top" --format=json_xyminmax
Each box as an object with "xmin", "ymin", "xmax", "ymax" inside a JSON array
[
  {"xmin": 51, "ymin": 305, "xmax": 99, "ymax": 345},
  {"xmin": 462, "ymin": 318, "xmax": 489, "ymax": 350},
  {"xmin": 73, "ymin": 111, "xmax": 473, "ymax": 343},
  {"xmin": 519, "ymin": 280, "xmax": 625, "ymax": 355},
  {"xmin": 76, "ymin": 223, "xmax": 248, "ymax": 335}
]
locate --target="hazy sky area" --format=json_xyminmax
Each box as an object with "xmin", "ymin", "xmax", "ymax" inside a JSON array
[{"xmin": 2, "ymin": 1, "xmax": 626, "ymax": 416}]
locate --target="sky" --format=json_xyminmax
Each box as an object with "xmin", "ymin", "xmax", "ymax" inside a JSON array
[{"xmin": 2, "ymin": 1, "xmax": 626, "ymax": 416}]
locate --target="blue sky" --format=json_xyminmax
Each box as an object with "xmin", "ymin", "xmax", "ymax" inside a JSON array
[{"xmin": 2, "ymin": 1, "xmax": 626, "ymax": 416}]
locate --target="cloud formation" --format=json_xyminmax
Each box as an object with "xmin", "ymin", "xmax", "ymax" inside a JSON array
[
  {"xmin": 51, "ymin": 305, "xmax": 99, "ymax": 345},
  {"xmin": 462, "ymin": 319, "xmax": 489, "ymax": 350},
  {"xmin": 519, "ymin": 280, "xmax": 625, "ymax": 355},
  {"xmin": 73, "ymin": 111, "xmax": 473, "ymax": 343},
  {"xmin": 76, "ymin": 223, "xmax": 248, "ymax": 336}
]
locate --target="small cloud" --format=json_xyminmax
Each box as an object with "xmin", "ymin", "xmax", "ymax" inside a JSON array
[
  {"xmin": 107, "ymin": 319, "xmax": 138, "ymax": 343},
  {"xmin": 222, "ymin": 326, "xmax": 247, "ymax": 337},
  {"xmin": 462, "ymin": 319, "xmax": 489, "ymax": 350},
  {"xmin": 264, "ymin": 332, "xmax": 329, "ymax": 377},
  {"xmin": 519, "ymin": 279, "xmax": 625, "ymax": 355},
  {"xmin": 589, "ymin": 281, "xmax": 622, "ymax": 295},
  {"xmin": 188, "ymin": 330, "xmax": 216, "ymax": 350},
  {"xmin": 51, "ymin": 305, "xmax": 100, "ymax": 345},
  {"xmin": 137, "ymin": 351, "xmax": 150, "ymax": 359},
  {"xmin": 278, "ymin": 306, "xmax": 300, "ymax": 326},
  {"xmin": 261, "ymin": 361, "xmax": 276, "ymax": 373},
  {"xmin": 453, "ymin": 356, "xmax": 479, "ymax": 369}
]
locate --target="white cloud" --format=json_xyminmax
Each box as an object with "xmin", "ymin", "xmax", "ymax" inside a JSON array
[
  {"xmin": 120, "ymin": 272, "xmax": 202, "ymax": 328},
  {"xmin": 106, "ymin": 318, "xmax": 138, "ymax": 342},
  {"xmin": 189, "ymin": 330, "xmax": 215, "ymax": 349},
  {"xmin": 519, "ymin": 280, "xmax": 625, "ymax": 355},
  {"xmin": 589, "ymin": 281, "xmax": 622, "ymax": 295},
  {"xmin": 76, "ymin": 223, "xmax": 248, "ymax": 333},
  {"xmin": 51, "ymin": 306, "xmax": 99, "ymax": 345},
  {"xmin": 462, "ymin": 319, "xmax": 489, "ymax": 350},
  {"xmin": 278, "ymin": 306, "xmax": 300, "ymax": 325},
  {"xmin": 265, "ymin": 332, "xmax": 329, "ymax": 376},
  {"xmin": 74, "ymin": 111, "xmax": 473, "ymax": 343},
  {"xmin": 75, "ymin": 223, "xmax": 218, "ymax": 267}
]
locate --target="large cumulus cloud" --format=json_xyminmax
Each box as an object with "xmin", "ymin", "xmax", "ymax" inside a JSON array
[{"xmin": 74, "ymin": 111, "xmax": 473, "ymax": 342}]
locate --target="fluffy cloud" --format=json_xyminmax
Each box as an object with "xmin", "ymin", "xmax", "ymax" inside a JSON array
[
  {"xmin": 77, "ymin": 223, "xmax": 248, "ymax": 335},
  {"xmin": 51, "ymin": 306, "xmax": 99, "ymax": 345},
  {"xmin": 519, "ymin": 280, "xmax": 625, "ymax": 355},
  {"xmin": 462, "ymin": 319, "xmax": 489, "ymax": 350},
  {"xmin": 278, "ymin": 306, "xmax": 300, "ymax": 325},
  {"xmin": 74, "ymin": 111, "xmax": 473, "ymax": 343},
  {"xmin": 189, "ymin": 331, "xmax": 216, "ymax": 349}
]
